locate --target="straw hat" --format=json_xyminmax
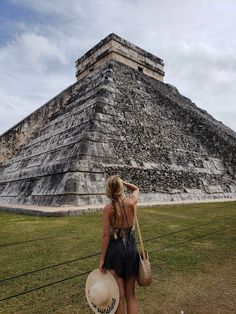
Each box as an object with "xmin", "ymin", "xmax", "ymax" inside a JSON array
[{"xmin": 85, "ymin": 269, "xmax": 119, "ymax": 314}]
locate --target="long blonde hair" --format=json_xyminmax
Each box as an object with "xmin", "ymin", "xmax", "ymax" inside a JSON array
[{"xmin": 105, "ymin": 175, "xmax": 124, "ymax": 201}]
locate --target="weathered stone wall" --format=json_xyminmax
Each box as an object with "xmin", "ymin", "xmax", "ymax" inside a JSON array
[
  {"xmin": 75, "ymin": 33, "xmax": 164, "ymax": 82},
  {"xmin": 0, "ymin": 60, "xmax": 235, "ymax": 206},
  {"xmin": 98, "ymin": 61, "xmax": 236, "ymax": 202},
  {"xmin": 0, "ymin": 83, "xmax": 82, "ymax": 162},
  {"xmin": 0, "ymin": 65, "xmax": 115, "ymax": 206},
  {"xmin": 105, "ymin": 61, "xmax": 236, "ymax": 163}
]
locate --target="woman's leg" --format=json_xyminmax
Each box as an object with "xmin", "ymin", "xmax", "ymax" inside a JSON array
[
  {"xmin": 109, "ymin": 269, "xmax": 126, "ymax": 314},
  {"xmin": 124, "ymin": 274, "xmax": 138, "ymax": 314}
]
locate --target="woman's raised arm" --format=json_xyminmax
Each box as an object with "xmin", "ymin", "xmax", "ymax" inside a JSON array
[{"xmin": 122, "ymin": 180, "xmax": 139, "ymax": 206}]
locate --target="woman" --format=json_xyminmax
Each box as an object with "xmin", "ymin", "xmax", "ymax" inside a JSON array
[{"xmin": 99, "ymin": 175, "xmax": 140, "ymax": 314}]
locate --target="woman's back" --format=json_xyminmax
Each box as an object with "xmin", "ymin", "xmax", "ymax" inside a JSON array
[
  {"xmin": 99, "ymin": 177, "xmax": 139, "ymax": 314},
  {"xmin": 112, "ymin": 197, "xmax": 135, "ymax": 229}
]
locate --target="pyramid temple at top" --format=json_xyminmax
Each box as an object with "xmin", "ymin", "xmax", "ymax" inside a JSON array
[{"xmin": 0, "ymin": 33, "xmax": 236, "ymax": 206}]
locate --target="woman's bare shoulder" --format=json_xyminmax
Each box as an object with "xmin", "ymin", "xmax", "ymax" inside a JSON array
[
  {"xmin": 103, "ymin": 203, "xmax": 113, "ymax": 214},
  {"xmin": 124, "ymin": 197, "xmax": 135, "ymax": 207}
]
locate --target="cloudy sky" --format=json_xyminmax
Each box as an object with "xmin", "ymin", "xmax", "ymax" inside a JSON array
[{"xmin": 0, "ymin": 0, "xmax": 235, "ymax": 135}]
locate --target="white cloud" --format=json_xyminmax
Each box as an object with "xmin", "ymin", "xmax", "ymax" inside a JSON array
[
  {"xmin": 20, "ymin": 33, "xmax": 68, "ymax": 65},
  {"xmin": 0, "ymin": 0, "xmax": 235, "ymax": 134},
  {"xmin": 161, "ymin": 40, "xmax": 236, "ymax": 129},
  {"xmin": 0, "ymin": 32, "xmax": 72, "ymax": 135}
]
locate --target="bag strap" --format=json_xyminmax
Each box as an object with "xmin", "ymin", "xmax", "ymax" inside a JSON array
[{"xmin": 134, "ymin": 203, "xmax": 146, "ymax": 259}]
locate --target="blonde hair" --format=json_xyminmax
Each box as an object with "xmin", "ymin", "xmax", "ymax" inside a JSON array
[{"xmin": 105, "ymin": 175, "xmax": 124, "ymax": 201}]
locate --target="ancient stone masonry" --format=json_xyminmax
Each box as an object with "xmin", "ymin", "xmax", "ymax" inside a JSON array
[
  {"xmin": 75, "ymin": 33, "xmax": 164, "ymax": 82},
  {"xmin": 0, "ymin": 66, "xmax": 115, "ymax": 206},
  {"xmin": 0, "ymin": 84, "xmax": 82, "ymax": 162},
  {"xmin": 0, "ymin": 33, "xmax": 236, "ymax": 206},
  {"xmin": 101, "ymin": 61, "xmax": 236, "ymax": 203}
]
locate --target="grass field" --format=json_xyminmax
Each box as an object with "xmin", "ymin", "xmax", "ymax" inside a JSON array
[{"xmin": 0, "ymin": 201, "xmax": 236, "ymax": 314}]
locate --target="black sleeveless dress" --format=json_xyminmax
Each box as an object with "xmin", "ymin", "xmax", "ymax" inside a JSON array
[{"xmin": 103, "ymin": 199, "xmax": 139, "ymax": 279}]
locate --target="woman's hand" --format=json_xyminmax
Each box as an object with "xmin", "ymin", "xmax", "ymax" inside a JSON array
[
  {"xmin": 121, "ymin": 179, "xmax": 139, "ymax": 191},
  {"xmin": 99, "ymin": 260, "xmax": 106, "ymax": 273}
]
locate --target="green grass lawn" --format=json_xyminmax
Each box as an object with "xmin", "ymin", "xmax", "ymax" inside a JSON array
[{"xmin": 0, "ymin": 201, "xmax": 236, "ymax": 314}]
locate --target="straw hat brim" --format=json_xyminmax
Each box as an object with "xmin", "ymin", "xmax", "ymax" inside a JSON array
[{"xmin": 85, "ymin": 269, "xmax": 119, "ymax": 314}]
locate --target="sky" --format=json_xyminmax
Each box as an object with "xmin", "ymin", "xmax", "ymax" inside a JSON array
[{"xmin": 0, "ymin": 0, "xmax": 235, "ymax": 135}]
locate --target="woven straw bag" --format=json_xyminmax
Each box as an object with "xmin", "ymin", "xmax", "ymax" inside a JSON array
[{"xmin": 135, "ymin": 209, "xmax": 152, "ymax": 287}]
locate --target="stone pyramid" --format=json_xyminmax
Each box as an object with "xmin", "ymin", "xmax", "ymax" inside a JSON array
[{"xmin": 0, "ymin": 33, "xmax": 236, "ymax": 206}]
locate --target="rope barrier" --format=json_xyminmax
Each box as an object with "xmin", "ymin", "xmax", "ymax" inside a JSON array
[
  {"xmin": 0, "ymin": 252, "xmax": 99, "ymax": 284},
  {"xmin": 0, "ymin": 224, "xmax": 235, "ymax": 302},
  {"xmin": 0, "ymin": 235, "xmax": 64, "ymax": 248},
  {"xmin": 142, "ymin": 214, "xmax": 236, "ymax": 243},
  {"xmin": 0, "ymin": 231, "xmax": 79, "ymax": 248},
  {"xmin": 0, "ymin": 270, "xmax": 91, "ymax": 302},
  {"xmin": 0, "ymin": 214, "xmax": 235, "ymax": 284},
  {"xmin": 1, "ymin": 214, "xmax": 235, "ymax": 249},
  {"xmin": 149, "ymin": 225, "xmax": 236, "ymax": 254}
]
